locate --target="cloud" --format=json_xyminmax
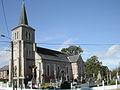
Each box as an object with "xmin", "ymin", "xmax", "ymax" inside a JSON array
[
  {"xmin": 0, "ymin": 48, "xmax": 10, "ymax": 67},
  {"xmin": 99, "ymin": 45, "xmax": 120, "ymax": 58},
  {"xmin": 57, "ymin": 39, "xmax": 74, "ymax": 51},
  {"xmin": 101, "ymin": 58, "xmax": 120, "ymax": 70},
  {"xmin": 90, "ymin": 45, "xmax": 120, "ymax": 70},
  {"xmin": 81, "ymin": 45, "xmax": 120, "ymax": 70}
]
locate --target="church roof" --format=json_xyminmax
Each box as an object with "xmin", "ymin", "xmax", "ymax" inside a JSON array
[
  {"xmin": 0, "ymin": 65, "xmax": 9, "ymax": 71},
  {"xmin": 37, "ymin": 47, "xmax": 70, "ymax": 62},
  {"xmin": 19, "ymin": 2, "xmax": 28, "ymax": 25},
  {"xmin": 68, "ymin": 55, "xmax": 83, "ymax": 63}
]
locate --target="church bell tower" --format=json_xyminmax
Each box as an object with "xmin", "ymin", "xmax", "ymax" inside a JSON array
[{"xmin": 9, "ymin": 2, "xmax": 36, "ymax": 86}]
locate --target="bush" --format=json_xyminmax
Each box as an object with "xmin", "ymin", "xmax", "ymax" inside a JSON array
[
  {"xmin": 96, "ymin": 80, "xmax": 101, "ymax": 84},
  {"xmin": 108, "ymin": 80, "xmax": 120, "ymax": 85},
  {"xmin": 0, "ymin": 79, "xmax": 8, "ymax": 83},
  {"xmin": 41, "ymin": 83, "xmax": 53, "ymax": 89}
]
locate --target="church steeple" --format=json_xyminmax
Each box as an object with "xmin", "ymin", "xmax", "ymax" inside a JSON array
[{"xmin": 19, "ymin": 2, "xmax": 28, "ymax": 25}]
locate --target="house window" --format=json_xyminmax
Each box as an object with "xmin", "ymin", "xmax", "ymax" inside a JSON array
[{"xmin": 46, "ymin": 65, "xmax": 50, "ymax": 76}]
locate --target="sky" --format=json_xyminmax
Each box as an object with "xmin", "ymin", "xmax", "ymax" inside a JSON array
[{"xmin": 0, "ymin": 0, "xmax": 120, "ymax": 70}]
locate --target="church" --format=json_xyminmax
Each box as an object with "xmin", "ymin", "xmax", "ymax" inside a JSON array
[{"xmin": 9, "ymin": 2, "xmax": 85, "ymax": 86}]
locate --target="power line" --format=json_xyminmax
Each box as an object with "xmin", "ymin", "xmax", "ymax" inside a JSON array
[
  {"xmin": 36, "ymin": 42, "xmax": 119, "ymax": 46},
  {"xmin": 0, "ymin": 41, "xmax": 10, "ymax": 43},
  {"xmin": 0, "ymin": 41, "xmax": 119, "ymax": 46},
  {"xmin": 1, "ymin": 0, "xmax": 10, "ymax": 38}
]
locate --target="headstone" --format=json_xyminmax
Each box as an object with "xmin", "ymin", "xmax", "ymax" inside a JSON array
[{"xmin": 97, "ymin": 71, "xmax": 102, "ymax": 81}]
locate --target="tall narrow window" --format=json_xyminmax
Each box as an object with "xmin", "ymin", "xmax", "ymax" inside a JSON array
[
  {"xmin": 26, "ymin": 31, "xmax": 28, "ymax": 40},
  {"xmin": 17, "ymin": 32, "xmax": 18, "ymax": 39},
  {"xmin": 29, "ymin": 32, "xmax": 30, "ymax": 40},
  {"xmin": 15, "ymin": 33, "xmax": 16, "ymax": 40},
  {"xmin": 46, "ymin": 65, "xmax": 50, "ymax": 76},
  {"xmin": 57, "ymin": 66, "xmax": 60, "ymax": 78},
  {"xmin": 26, "ymin": 49, "xmax": 28, "ymax": 57},
  {"xmin": 29, "ymin": 50, "xmax": 31, "ymax": 56},
  {"xmin": 57, "ymin": 66, "xmax": 60, "ymax": 73},
  {"xmin": 66, "ymin": 67, "xmax": 68, "ymax": 74},
  {"xmin": 28, "ymin": 49, "xmax": 29, "ymax": 56}
]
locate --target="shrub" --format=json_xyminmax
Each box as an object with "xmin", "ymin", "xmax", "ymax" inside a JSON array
[
  {"xmin": 0, "ymin": 79, "xmax": 8, "ymax": 83},
  {"xmin": 96, "ymin": 80, "xmax": 101, "ymax": 84},
  {"xmin": 41, "ymin": 83, "xmax": 53, "ymax": 89},
  {"xmin": 108, "ymin": 80, "xmax": 120, "ymax": 85}
]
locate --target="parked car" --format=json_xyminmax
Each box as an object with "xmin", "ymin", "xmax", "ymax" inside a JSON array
[{"xmin": 60, "ymin": 81, "xmax": 71, "ymax": 89}]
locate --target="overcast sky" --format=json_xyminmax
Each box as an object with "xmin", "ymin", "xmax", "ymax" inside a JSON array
[{"xmin": 0, "ymin": 0, "xmax": 120, "ymax": 70}]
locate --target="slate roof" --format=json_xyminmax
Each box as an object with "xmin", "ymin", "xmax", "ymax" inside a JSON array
[
  {"xmin": 19, "ymin": 2, "xmax": 28, "ymax": 25},
  {"xmin": 0, "ymin": 65, "xmax": 9, "ymax": 71},
  {"xmin": 37, "ymin": 47, "xmax": 70, "ymax": 62},
  {"xmin": 68, "ymin": 55, "xmax": 83, "ymax": 63}
]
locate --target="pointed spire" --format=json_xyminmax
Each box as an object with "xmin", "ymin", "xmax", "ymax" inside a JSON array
[{"xmin": 19, "ymin": 1, "xmax": 28, "ymax": 25}]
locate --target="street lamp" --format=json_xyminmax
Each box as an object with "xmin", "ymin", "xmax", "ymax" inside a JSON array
[{"xmin": 0, "ymin": 34, "xmax": 14, "ymax": 90}]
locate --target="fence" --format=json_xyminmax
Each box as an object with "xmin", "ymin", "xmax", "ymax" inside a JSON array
[{"xmin": 0, "ymin": 81, "xmax": 120, "ymax": 90}]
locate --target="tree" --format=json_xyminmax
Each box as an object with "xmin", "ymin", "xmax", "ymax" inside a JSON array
[
  {"xmin": 100, "ymin": 66, "xmax": 109, "ymax": 78},
  {"xmin": 85, "ymin": 56, "xmax": 109, "ymax": 79},
  {"xmin": 61, "ymin": 46, "xmax": 83, "ymax": 55},
  {"xmin": 111, "ymin": 63, "xmax": 120, "ymax": 78}
]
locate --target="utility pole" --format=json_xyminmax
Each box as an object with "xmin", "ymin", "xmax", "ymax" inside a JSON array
[
  {"xmin": 0, "ymin": 35, "xmax": 15, "ymax": 90},
  {"xmin": 11, "ymin": 41, "xmax": 15, "ymax": 90}
]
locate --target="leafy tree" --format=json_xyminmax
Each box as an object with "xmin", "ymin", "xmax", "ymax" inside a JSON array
[
  {"xmin": 111, "ymin": 64, "xmax": 120, "ymax": 78},
  {"xmin": 85, "ymin": 56, "xmax": 101, "ymax": 77},
  {"xmin": 100, "ymin": 66, "xmax": 109, "ymax": 78},
  {"xmin": 111, "ymin": 69, "xmax": 117, "ymax": 78},
  {"xmin": 85, "ymin": 56, "xmax": 109, "ymax": 79},
  {"xmin": 61, "ymin": 46, "xmax": 83, "ymax": 55}
]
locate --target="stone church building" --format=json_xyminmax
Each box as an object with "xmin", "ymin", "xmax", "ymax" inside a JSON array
[{"xmin": 9, "ymin": 2, "xmax": 85, "ymax": 86}]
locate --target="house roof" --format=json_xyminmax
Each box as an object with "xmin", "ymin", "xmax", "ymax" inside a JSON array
[
  {"xmin": 68, "ymin": 55, "xmax": 83, "ymax": 63},
  {"xmin": 37, "ymin": 47, "xmax": 70, "ymax": 62},
  {"xmin": 0, "ymin": 65, "xmax": 9, "ymax": 71}
]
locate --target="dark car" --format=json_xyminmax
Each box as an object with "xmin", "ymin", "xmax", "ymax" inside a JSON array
[{"xmin": 60, "ymin": 81, "xmax": 71, "ymax": 89}]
